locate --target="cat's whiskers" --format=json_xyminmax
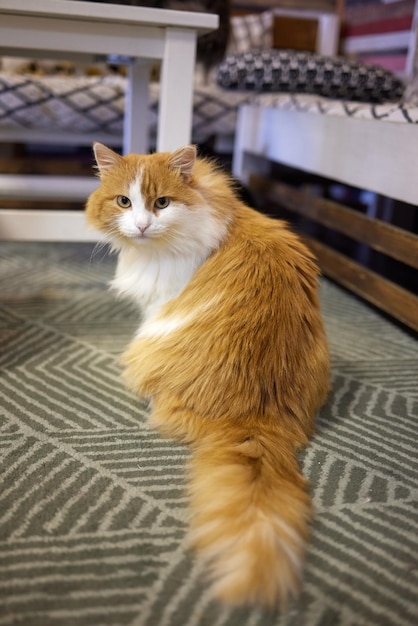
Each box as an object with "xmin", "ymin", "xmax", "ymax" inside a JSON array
[
  {"xmin": 89, "ymin": 239, "xmax": 112, "ymax": 266},
  {"xmin": 157, "ymin": 228, "xmax": 184, "ymax": 251},
  {"xmin": 100, "ymin": 222, "xmax": 131, "ymax": 249}
]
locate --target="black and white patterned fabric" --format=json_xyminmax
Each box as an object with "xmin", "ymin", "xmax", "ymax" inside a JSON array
[
  {"xmin": 227, "ymin": 10, "xmax": 273, "ymax": 54},
  {"xmin": 251, "ymin": 92, "xmax": 418, "ymax": 125},
  {"xmin": 0, "ymin": 61, "xmax": 413, "ymax": 151},
  {"xmin": 217, "ymin": 50, "xmax": 405, "ymax": 103},
  {"xmin": 0, "ymin": 70, "xmax": 253, "ymax": 145},
  {"xmin": 0, "ymin": 74, "xmax": 125, "ymax": 134}
]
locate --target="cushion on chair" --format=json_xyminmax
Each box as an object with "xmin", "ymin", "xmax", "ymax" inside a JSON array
[
  {"xmin": 217, "ymin": 49, "xmax": 405, "ymax": 102},
  {"xmin": 227, "ymin": 11, "xmax": 273, "ymax": 54}
]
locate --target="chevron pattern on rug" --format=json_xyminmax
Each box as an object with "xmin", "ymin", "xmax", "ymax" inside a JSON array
[{"xmin": 0, "ymin": 242, "xmax": 417, "ymax": 626}]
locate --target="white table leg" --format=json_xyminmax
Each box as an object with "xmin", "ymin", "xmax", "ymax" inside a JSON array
[
  {"xmin": 157, "ymin": 27, "xmax": 197, "ymax": 152},
  {"xmin": 232, "ymin": 105, "xmax": 271, "ymax": 184},
  {"xmin": 123, "ymin": 60, "xmax": 151, "ymax": 155}
]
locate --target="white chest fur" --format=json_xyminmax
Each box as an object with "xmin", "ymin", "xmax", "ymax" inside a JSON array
[{"xmin": 111, "ymin": 245, "xmax": 204, "ymax": 321}]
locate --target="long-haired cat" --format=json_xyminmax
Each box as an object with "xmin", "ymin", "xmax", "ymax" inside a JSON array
[{"xmin": 86, "ymin": 142, "xmax": 330, "ymax": 609}]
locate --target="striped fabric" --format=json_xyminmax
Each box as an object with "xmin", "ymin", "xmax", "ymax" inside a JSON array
[{"xmin": 0, "ymin": 242, "xmax": 417, "ymax": 626}]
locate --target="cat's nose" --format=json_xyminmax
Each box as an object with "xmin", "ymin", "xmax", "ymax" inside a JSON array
[{"xmin": 136, "ymin": 223, "xmax": 150, "ymax": 234}]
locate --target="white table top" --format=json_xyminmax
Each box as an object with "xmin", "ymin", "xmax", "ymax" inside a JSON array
[{"xmin": 0, "ymin": 0, "xmax": 219, "ymax": 32}]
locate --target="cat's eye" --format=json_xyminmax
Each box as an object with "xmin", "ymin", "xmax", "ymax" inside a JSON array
[
  {"xmin": 155, "ymin": 197, "xmax": 170, "ymax": 209},
  {"xmin": 116, "ymin": 195, "xmax": 131, "ymax": 208}
]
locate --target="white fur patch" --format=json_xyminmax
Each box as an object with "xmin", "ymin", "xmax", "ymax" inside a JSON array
[
  {"xmin": 111, "ymin": 246, "xmax": 206, "ymax": 321},
  {"xmin": 138, "ymin": 295, "xmax": 220, "ymax": 339},
  {"xmin": 139, "ymin": 314, "xmax": 192, "ymax": 339},
  {"xmin": 117, "ymin": 173, "xmax": 152, "ymax": 238},
  {"xmin": 129, "ymin": 175, "xmax": 151, "ymax": 232}
]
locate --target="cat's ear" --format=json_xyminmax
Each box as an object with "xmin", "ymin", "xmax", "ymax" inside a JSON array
[
  {"xmin": 93, "ymin": 142, "xmax": 123, "ymax": 176},
  {"xmin": 169, "ymin": 145, "xmax": 196, "ymax": 182}
]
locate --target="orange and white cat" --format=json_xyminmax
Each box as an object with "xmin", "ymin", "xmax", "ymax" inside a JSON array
[{"xmin": 86, "ymin": 142, "xmax": 330, "ymax": 609}]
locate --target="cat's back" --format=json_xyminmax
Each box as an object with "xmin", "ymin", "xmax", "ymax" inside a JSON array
[
  {"xmin": 159, "ymin": 200, "xmax": 321, "ymax": 335},
  {"xmin": 134, "ymin": 200, "xmax": 328, "ymax": 422},
  {"xmin": 200, "ymin": 202, "xmax": 319, "ymax": 296}
]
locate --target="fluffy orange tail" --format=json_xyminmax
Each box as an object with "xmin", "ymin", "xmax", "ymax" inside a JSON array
[{"xmin": 187, "ymin": 427, "xmax": 311, "ymax": 609}]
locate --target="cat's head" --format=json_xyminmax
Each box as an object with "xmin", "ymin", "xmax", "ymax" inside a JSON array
[{"xmin": 86, "ymin": 143, "xmax": 226, "ymax": 255}]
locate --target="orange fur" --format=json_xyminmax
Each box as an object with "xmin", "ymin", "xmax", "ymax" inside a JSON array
[{"xmin": 86, "ymin": 143, "xmax": 330, "ymax": 609}]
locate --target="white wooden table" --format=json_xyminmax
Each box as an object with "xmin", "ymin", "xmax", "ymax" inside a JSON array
[{"xmin": 0, "ymin": 0, "xmax": 218, "ymax": 241}]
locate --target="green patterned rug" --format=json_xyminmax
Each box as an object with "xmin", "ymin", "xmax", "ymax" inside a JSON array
[{"xmin": 0, "ymin": 242, "xmax": 417, "ymax": 626}]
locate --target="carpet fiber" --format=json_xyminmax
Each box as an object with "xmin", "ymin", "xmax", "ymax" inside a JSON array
[{"xmin": 0, "ymin": 242, "xmax": 417, "ymax": 626}]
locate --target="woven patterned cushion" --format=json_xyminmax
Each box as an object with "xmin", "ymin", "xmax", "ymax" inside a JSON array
[
  {"xmin": 0, "ymin": 71, "xmax": 254, "ymax": 144},
  {"xmin": 217, "ymin": 50, "xmax": 405, "ymax": 103},
  {"xmin": 227, "ymin": 11, "xmax": 273, "ymax": 54}
]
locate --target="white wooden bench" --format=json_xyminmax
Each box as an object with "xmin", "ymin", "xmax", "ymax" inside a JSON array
[{"xmin": 233, "ymin": 96, "xmax": 418, "ymax": 332}]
